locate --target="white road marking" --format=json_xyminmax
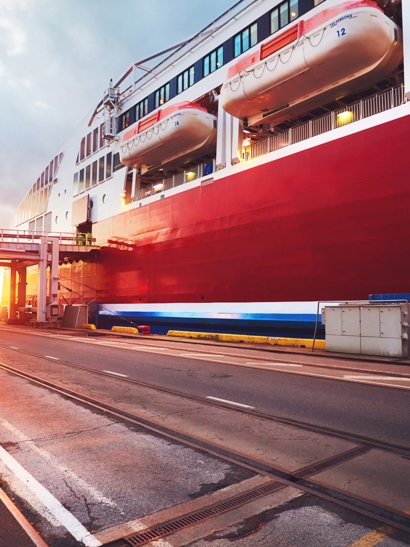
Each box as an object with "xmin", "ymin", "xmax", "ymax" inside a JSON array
[
  {"xmin": 206, "ymin": 396, "xmax": 255, "ymax": 409},
  {"xmin": 180, "ymin": 353, "xmax": 225, "ymax": 358},
  {"xmin": 246, "ymin": 362, "xmax": 302, "ymax": 367},
  {"xmin": 133, "ymin": 345, "xmax": 168, "ymax": 351},
  {"xmin": 1, "ymin": 421, "xmax": 118, "ymax": 509},
  {"xmin": 103, "ymin": 370, "xmax": 128, "ymax": 378},
  {"xmin": 45, "ymin": 356, "xmax": 59, "ymax": 360},
  {"xmin": 344, "ymin": 375, "xmax": 410, "ymax": 381},
  {"xmin": 0, "ymin": 445, "xmax": 102, "ymax": 546}
]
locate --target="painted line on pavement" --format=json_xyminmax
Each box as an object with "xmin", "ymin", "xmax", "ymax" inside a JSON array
[
  {"xmin": 246, "ymin": 362, "xmax": 302, "ymax": 367},
  {"xmin": 0, "ymin": 445, "xmax": 102, "ymax": 546},
  {"xmin": 45, "ymin": 356, "xmax": 59, "ymax": 360},
  {"xmin": 103, "ymin": 370, "xmax": 128, "ymax": 378},
  {"xmin": 180, "ymin": 353, "xmax": 225, "ymax": 358},
  {"xmin": 344, "ymin": 376, "xmax": 410, "ymax": 381},
  {"xmin": 349, "ymin": 524, "xmax": 394, "ymax": 547},
  {"xmin": 206, "ymin": 396, "xmax": 255, "ymax": 409},
  {"xmin": 132, "ymin": 346, "xmax": 169, "ymax": 352}
]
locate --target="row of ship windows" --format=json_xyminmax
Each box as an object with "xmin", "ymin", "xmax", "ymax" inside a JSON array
[
  {"xmin": 15, "ymin": 187, "xmax": 51, "ymax": 226},
  {"xmin": 73, "ymin": 151, "xmax": 125, "ymax": 196},
  {"xmin": 77, "ymin": 124, "xmax": 105, "ymax": 163},
  {"xmin": 119, "ymin": 0, "xmax": 326, "ymax": 130},
  {"xmin": 27, "ymin": 153, "xmax": 63, "ymax": 197},
  {"xmin": 28, "ymin": 212, "xmax": 52, "ymax": 235}
]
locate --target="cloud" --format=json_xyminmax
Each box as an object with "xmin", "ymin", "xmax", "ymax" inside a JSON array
[
  {"xmin": 0, "ymin": 0, "xmax": 235, "ymax": 229},
  {"xmin": 33, "ymin": 100, "xmax": 49, "ymax": 109},
  {"xmin": 0, "ymin": 19, "xmax": 26, "ymax": 56}
]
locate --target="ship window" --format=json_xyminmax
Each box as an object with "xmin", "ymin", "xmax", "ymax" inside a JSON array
[
  {"xmin": 280, "ymin": 2, "xmax": 289, "ymax": 27},
  {"xmin": 44, "ymin": 212, "xmax": 52, "ymax": 234},
  {"xmin": 203, "ymin": 46, "xmax": 224, "ymax": 77},
  {"xmin": 73, "ymin": 172, "xmax": 79, "ymax": 196},
  {"xmin": 177, "ymin": 65, "xmax": 195, "ymax": 94},
  {"xmin": 79, "ymin": 169, "xmax": 85, "ymax": 193},
  {"xmin": 86, "ymin": 133, "xmax": 91, "ymax": 156},
  {"xmin": 290, "ymin": 0, "xmax": 298, "ymax": 20},
  {"xmin": 136, "ymin": 98, "xmax": 148, "ymax": 121},
  {"xmin": 113, "ymin": 152, "xmax": 124, "ymax": 172},
  {"xmin": 155, "ymin": 83, "xmax": 170, "ymax": 108},
  {"xmin": 93, "ymin": 127, "xmax": 99, "ymax": 153},
  {"xmin": 44, "ymin": 167, "xmax": 49, "ymax": 186},
  {"xmin": 99, "ymin": 123, "xmax": 104, "ymax": 148},
  {"xmin": 92, "ymin": 160, "xmax": 98, "ymax": 186},
  {"xmin": 36, "ymin": 216, "xmax": 43, "ymax": 233},
  {"xmin": 203, "ymin": 56, "xmax": 210, "ymax": 77},
  {"xmin": 29, "ymin": 220, "xmax": 35, "ymax": 233},
  {"xmin": 49, "ymin": 161, "xmax": 54, "ymax": 182},
  {"xmin": 80, "ymin": 137, "xmax": 85, "ymax": 161},
  {"xmin": 99, "ymin": 156, "xmax": 105, "ymax": 182},
  {"xmin": 270, "ymin": 1, "xmax": 299, "ymax": 33},
  {"xmin": 106, "ymin": 152, "xmax": 112, "ymax": 179},
  {"xmin": 234, "ymin": 23, "xmax": 257, "ymax": 57},
  {"xmin": 122, "ymin": 111, "xmax": 130, "ymax": 130},
  {"xmin": 85, "ymin": 164, "xmax": 91, "ymax": 190}
]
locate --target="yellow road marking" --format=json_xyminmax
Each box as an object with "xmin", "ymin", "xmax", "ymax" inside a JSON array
[{"xmin": 349, "ymin": 525, "xmax": 395, "ymax": 547}]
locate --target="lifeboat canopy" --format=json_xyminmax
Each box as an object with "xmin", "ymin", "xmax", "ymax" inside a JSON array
[{"xmin": 220, "ymin": 0, "xmax": 403, "ymax": 127}]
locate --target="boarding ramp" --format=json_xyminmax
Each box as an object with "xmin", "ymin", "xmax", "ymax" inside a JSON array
[{"xmin": 0, "ymin": 230, "xmax": 99, "ymax": 324}]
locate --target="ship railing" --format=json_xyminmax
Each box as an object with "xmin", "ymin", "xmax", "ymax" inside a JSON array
[
  {"xmin": 0, "ymin": 230, "xmax": 98, "ymax": 246},
  {"xmin": 250, "ymin": 84, "xmax": 406, "ymax": 161},
  {"xmin": 138, "ymin": 163, "xmax": 211, "ymax": 200}
]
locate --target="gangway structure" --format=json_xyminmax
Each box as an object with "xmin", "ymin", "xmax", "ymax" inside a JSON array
[{"xmin": 0, "ymin": 230, "xmax": 99, "ymax": 324}]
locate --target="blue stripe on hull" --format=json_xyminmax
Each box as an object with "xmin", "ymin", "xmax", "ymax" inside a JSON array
[{"xmin": 96, "ymin": 311, "xmax": 324, "ymax": 339}]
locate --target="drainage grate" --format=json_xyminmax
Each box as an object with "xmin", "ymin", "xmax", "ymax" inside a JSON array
[{"xmin": 124, "ymin": 480, "xmax": 285, "ymax": 546}]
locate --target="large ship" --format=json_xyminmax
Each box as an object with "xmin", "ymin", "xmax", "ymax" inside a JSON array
[{"xmin": 10, "ymin": 0, "xmax": 410, "ymax": 336}]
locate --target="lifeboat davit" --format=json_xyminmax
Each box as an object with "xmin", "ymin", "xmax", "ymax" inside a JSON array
[
  {"xmin": 220, "ymin": 0, "xmax": 403, "ymax": 126},
  {"xmin": 119, "ymin": 102, "xmax": 217, "ymax": 171}
]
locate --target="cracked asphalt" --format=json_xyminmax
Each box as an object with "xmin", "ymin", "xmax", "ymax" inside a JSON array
[{"xmin": 0, "ymin": 327, "xmax": 409, "ymax": 546}]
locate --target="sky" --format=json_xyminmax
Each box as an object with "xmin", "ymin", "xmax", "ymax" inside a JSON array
[{"xmin": 0, "ymin": 0, "xmax": 235, "ymax": 228}]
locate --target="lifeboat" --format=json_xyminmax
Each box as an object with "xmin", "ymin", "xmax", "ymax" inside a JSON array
[
  {"xmin": 119, "ymin": 102, "xmax": 217, "ymax": 171},
  {"xmin": 220, "ymin": 0, "xmax": 403, "ymax": 126}
]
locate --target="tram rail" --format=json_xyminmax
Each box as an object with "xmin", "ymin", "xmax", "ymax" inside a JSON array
[{"xmin": 0, "ymin": 350, "xmax": 409, "ymax": 541}]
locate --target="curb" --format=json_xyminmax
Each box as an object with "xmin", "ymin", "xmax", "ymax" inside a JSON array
[
  {"xmin": 82, "ymin": 324, "xmax": 96, "ymax": 330},
  {"xmin": 167, "ymin": 330, "xmax": 325, "ymax": 349},
  {"xmin": 111, "ymin": 326, "xmax": 139, "ymax": 335}
]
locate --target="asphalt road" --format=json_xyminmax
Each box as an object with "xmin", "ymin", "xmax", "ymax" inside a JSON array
[{"xmin": 0, "ymin": 329, "xmax": 408, "ymax": 448}]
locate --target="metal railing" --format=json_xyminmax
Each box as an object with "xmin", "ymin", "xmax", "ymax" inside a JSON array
[
  {"xmin": 0, "ymin": 230, "xmax": 98, "ymax": 246},
  {"xmin": 249, "ymin": 85, "xmax": 406, "ymax": 161}
]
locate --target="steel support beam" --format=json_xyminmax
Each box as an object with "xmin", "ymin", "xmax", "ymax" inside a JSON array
[
  {"xmin": 37, "ymin": 238, "xmax": 47, "ymax": 322},
  {"xmin": 17, "ymin": 267, "xmax": 27, "ymax": 309},
  {"xmin": 9, "ymin": 262, "xmax": 17, "ymax": 320},
  {"xmin": 49, "ymin": 237, "xmax": 59, "ymax": 311}
]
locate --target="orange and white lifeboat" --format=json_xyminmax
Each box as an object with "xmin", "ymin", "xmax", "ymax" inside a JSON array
[
  {"xmin": 220, "ymin": 0, "xmax": 402, "ymax": 126},
  {"xmin": 119, "ymin": 102, "xmax": 217, "ymax": 170}
]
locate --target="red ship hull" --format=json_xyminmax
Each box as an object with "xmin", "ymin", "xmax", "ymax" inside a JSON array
[{"xmin": 62, "ymin": 113, "xmax": 410, "ymax": 305}]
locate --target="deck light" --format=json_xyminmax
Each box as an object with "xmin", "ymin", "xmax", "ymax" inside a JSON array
[{"xmin": 337, "ymin": 111, "xmax": 354, "ymax": 126}]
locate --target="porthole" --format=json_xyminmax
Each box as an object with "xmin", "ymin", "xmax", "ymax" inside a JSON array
[
  {"xmin": 65, "ymin": 211, "xmax": 69, "ymax": 219},
  {"xmin": 102, "ymin": 194, "xmax": 106, "ymax": 203},
  {"xmin": 55, "ymin": 216, "xmax": 58, "ymax": 224}
]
